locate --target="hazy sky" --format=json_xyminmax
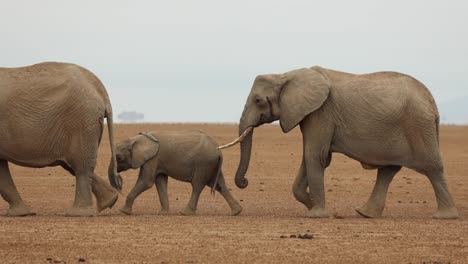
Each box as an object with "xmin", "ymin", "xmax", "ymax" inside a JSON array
[{"xmin": 1, "ymin": 0, "xmax": 467, "ymax": 122}]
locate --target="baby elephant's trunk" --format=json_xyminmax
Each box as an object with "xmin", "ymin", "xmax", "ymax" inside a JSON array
[{"xmin": 211, "ymin": 151, "xmax": 223, "ymax": 195}]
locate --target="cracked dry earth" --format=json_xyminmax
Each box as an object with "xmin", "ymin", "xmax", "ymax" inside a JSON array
[{"xmin": 1, "ymin": 124, "xmax": 467, "ymax": 263}]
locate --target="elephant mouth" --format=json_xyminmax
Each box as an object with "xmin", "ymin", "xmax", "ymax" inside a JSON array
[
  {"xmin": 267, "ymin": 97, "xmax": 275, "ymax": 118},
  {"xmin": 257, "ymin": 97, "xmax": 277, "ymax": 125},
  {"xmin": 218, "ymin": 126, "xmax": 253, "ymax": 149}
]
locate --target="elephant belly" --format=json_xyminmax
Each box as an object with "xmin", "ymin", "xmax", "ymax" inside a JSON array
[
  {"xmin": 157, "ymin": 164, "xmax": 193, "ymax": 182},
  {"xmin": 1, "ymin": 154, "xmax": 61, "ymax": 168},
  {"xmin": 158, "ymin": 160, "xmax": 216, "ymax": 183},
  {"xmin": 330, "ymin": 136, "xmax": 412, "ymax": 167},
  {"xmin": 0, "ymin": 137, "xmax": 63, "ymax": 167}
]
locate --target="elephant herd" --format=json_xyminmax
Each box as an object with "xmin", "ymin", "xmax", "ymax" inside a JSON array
[{"xmin": 0, "ymin": 62, "xmax": 459, "ymax": 219}]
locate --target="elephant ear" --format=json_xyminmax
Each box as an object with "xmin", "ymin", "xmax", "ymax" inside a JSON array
[
  {"xmin": 279, "ymin": 67, "xmax": 330, "ymax": 133},
  {"xmin": 131, "ymin": 134, "xmax": 160, "ymax": 169}
]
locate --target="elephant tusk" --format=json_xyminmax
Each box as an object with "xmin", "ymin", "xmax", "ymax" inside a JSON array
[{"xmin": 218, "ymin": 127, "xmax": 253, "ymax": 149}]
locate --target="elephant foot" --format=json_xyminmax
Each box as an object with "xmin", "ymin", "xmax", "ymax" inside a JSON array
[
  {"xmin": 64, "ymin": 206, "xmax": 96, "ymax": 217},
  {"xmin": 97, "ymin": 191, "xmax": 119, "ymax": 212},
  {"xmin": 355, "ymin": 205, "xmax": 383, "ymax": 219},
  {"xmin": 119, "ymin": 206, "xmax": 133, "ymax": 215},
  {"xmin": 433, "ymin": 207, "xmax": 459, "ymax": 220},
  {"xmin": 7, "ymin": 204, "xmax": 36, "ymax": 217},
  {"xmin": 179, "ymin": 208, "xmax": 196, "ymax": 216},
  {"xmin": 230, "ymin": 205, "xmax": 243, "ymax": 216},
  {"xmin": 305, "ymin": 207, "xmax": 329, "ymax": 218},
  {"xmin": 159, "ymin": 209, "xmax": 170, "ymax": 215}
]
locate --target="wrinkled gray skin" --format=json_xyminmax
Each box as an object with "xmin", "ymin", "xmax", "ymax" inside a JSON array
[
  {"xmin": 116, "ymin": 130, "xmax": 242, "ymax": 216},
  {"xmin": 0, "ymin": 62, "xmax": 121, "ymax": 217},
  {"xmin": 235, "ymin": 66, "xmax": 458, "ymax": 219}
]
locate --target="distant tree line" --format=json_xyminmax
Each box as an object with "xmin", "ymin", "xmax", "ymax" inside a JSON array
[{"xmin": 118, "ymin": 111, "xmax": 144, "ymax": 123}]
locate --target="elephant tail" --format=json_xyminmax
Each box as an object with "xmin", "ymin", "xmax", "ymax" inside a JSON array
[
  {"xmin": 435, "ymin": 115, "xmax": 440, "ymax": 146},
  {"xmin": 106, "ymin": 104, "xmax": 123, "ymax": 191},
  {"xmin": 211, "ymin": 150, "xmax": 223, "ymax": 196}
]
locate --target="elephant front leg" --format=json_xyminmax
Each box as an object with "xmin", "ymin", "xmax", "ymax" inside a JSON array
[
  {"xmin": 155, "ymin": 174, "xmax": 169, "ymax": 214},
  {"xmin": 120, "ymin": 166, "xmax": 155, "ymax": 215},
  {"xmin": 355, "ymin": 166, "xmax": 401, "ymax": 218},
  {"xmin": 0, "ymin": 160, "xmax": 35, "ymax": 216},
  {"xmin": 292, "ymin": 160, "xmax": 314, "ymax": 210},
  {"xmin": 304, "ymin": 156, "xmax": 329, "ymax": 218}
]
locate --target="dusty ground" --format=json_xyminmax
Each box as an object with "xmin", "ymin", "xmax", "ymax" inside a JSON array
[{"xmin": 0, "ymin": 124, "xmax": 467, "ymax": 263}]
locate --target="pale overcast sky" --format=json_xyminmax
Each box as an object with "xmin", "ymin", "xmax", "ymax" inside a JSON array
[{"xmin": 1, "ymin": 0, "xmax": 467, "ymax": 122}]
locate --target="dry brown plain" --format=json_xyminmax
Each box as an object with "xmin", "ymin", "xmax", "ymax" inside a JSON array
[{"xmin": 0, "ymin": 124, "xmax": 467, "ymax": 264}]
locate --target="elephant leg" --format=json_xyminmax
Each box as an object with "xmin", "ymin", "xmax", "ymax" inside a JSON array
[
  {"xmin": 91, "ymin": 174, "xmax": 119, "ymax": 212},
  {"xmin": 61, "ymin": 161, "xmax": 117, "ymax": 214},
  {"xmin": 64, "ymin": 169, "xmax": 96, "ymax": 217},
  {"xmin": 63, "ymin": 129, "xmax": 102, "ymax": 217},
  {"xmin": 0, "ymin": 160, "xmax": 35, "ymax": 216},
  {"xmin": 300, "ymin": 116, "xmax": 334, "ymax": 218},
  {"xmin": 303, "ymin": 148, "xmax": 329, "ymax": 218},
  {"xmin": 355, "ymin": 165, "xmax": 401, "ymax": 218},
  {"xmin": 425, "ymin": 165, "xmax": 458, "ymax": 219},
  {"xmin": 120, "ymin": 166, "xmax": 155, "ymax": 215},
  {"xmin": 208, "ymin": 173, "xmax": 243, "ymax": 216},
  {"xmin": 292, "ymin": 160, "xmax": 313, "ymax": 210},
  {"xmin": 180, "ymin": 170, "xmax": 207, "ymax": 216},
  {"xmin": 305, "ymin": 161, "xmax": 328, "ymax": 218},
  {"xmin": 155, "ymin": 174, "xmax": 169, "ymax": 214}
]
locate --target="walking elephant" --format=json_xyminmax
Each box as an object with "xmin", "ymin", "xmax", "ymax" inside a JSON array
[
  {"xmin": 0, "ymin": 62, "xmax": 122, "ymax": 216},
  {"xmin": 223, "ymin": 66, "xmax": 458, "ymax": 219},
  {"xmin": 114, "ymin": 130, "xmax": 242, "ymax": 216}
]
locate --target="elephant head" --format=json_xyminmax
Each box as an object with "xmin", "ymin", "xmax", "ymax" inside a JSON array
[
  {"xmin": 115, "ymin": 133, "xmax": 160, "ymax": 174},
  {"xmin": 232, "ymin": 67, "xmax": 330, "ymax": 188}
]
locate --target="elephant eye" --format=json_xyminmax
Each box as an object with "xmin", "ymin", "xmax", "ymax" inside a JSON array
[{"xmin": 254, "ymin": 96, "xmax": 262, "ymax": 105}]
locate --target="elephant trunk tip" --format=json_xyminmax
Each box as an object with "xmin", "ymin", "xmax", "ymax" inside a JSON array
[
  {"xmin": 235, "ymin": 177, "xmax": 249, "ymax": 189},
  {"xmin": 109, "ymin": 173, "xmax": 123, "ymax": 192}
]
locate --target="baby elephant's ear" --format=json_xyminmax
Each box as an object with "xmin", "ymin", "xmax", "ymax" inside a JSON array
[{"xmin": 131, "ymin": 135, "xmax": 160, "ymax": 169}]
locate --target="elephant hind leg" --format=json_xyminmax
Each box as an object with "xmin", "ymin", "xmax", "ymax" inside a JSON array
[
  {"xmin": 424, "ymin": 165, "xmax": 458, "ymax": 219},
  {"xmin": 180, "ymin": 168, "xmax": 211, "ymax": 216},
  {"xmin": 92, "ymin": 174, "xmax": 118, "ymax": 212},
  {"xmin": 355, "ymin": 165, "xmax": 401, "ymax": 218},
  {"xmin": 207, "ymin": 173, "xmax": 243, "ymax": 216},
  {"xmin": 292, "ymin": 161, "xmax": 313, "ymax": 210},
  {"xmin": 60, "ymin": 159, "xmax": 117, "ymax": 213},
  {"xmin": 0, "ymin": 160, "xmax": 35, "ymax": 216},
  {"xmin": 63, "ymin": 132, "xmax": 101, "ymax": 217},
  {"xmin": 64, "ymin": 169, "xmax": 96, "ymax": 217},
  {"xmin": 180, "ymin": 181, "xmax": 205, "ymax": 216}
]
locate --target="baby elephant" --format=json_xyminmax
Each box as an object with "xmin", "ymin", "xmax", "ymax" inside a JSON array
[{"xmin": 115, "ymin": 130, "xmax": 243, "ymax": 216}]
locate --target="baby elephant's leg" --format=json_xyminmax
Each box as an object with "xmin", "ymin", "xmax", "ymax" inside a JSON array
[
  {"xmin": 155, "ymin": 174, "xmax": 169, "ymax": 214},
  {"xmin": 209, "ymin": 173, "xmax": 243, "ymax": 216},
  {"xmin": 120, "ymin": 166, "xmax": 155, "ymax": 215},
  {"xmin": 180, "ymin": 181, "xmax": 205, "ymax": 216},
  {"xmin": 180, "ymin": 169, "xmax": 208, "ymax": 216}
]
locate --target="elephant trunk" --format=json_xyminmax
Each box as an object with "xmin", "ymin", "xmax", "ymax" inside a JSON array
[{"xmin": 235, "ymin": 122, "xmax": 254, "ymax": 189}]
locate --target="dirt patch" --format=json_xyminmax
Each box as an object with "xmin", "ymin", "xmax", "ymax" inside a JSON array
[{"xmin": 0, "ymin": 124, "xmax": 467, "ymax": 263}]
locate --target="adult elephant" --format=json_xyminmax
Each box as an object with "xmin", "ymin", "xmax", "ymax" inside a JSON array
[
  {"xmin": 223, "ymin": 66, "xmax": 458, "ymax": 219},
  {"xmin": 0, "ymin": 62, "xmax": 122, "ymax": 216}
]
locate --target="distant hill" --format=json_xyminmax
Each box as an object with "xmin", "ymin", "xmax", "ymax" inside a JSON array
[{"xmin": 438, "ymin": 96, "xmax": 468, "ymax": 125}]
